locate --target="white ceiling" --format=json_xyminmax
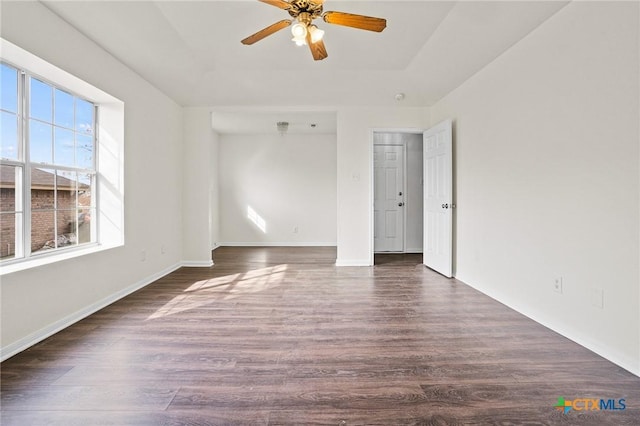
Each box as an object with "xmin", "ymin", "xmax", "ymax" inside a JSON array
[
  {"xmin": 212, "ymin": 109, "xmax": 337, "ymax": 134},
  {"xmin": 42, "ymin": 0, "xmax": 568, "ymax": 133}
]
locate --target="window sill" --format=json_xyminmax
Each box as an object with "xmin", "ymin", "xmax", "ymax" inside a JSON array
[{"xmin": 0, "ymin": 242, "xmax": 121, "ymax": 276}]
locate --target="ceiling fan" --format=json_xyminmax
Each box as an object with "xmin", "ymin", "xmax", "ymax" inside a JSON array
[{"xmin": 241, "ymin": 0, "xmax": 387, "ymax": 61}]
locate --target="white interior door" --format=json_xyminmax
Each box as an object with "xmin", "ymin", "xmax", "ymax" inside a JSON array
[
  {"xmin": 374, "ymin": 144, "xmax": 404, "ymax": 252},
  {"xmin": 423, "ymin": 120, "xmax": 453, "ymax": 277}
]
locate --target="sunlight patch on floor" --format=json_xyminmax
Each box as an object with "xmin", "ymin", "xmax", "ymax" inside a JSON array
[{"xmin": 147, "ymin": 265, "xmax": 288, "ymax": 320}]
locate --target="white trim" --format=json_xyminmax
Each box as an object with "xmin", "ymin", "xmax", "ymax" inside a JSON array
[
  {"xmin": 403, "ymin": 142, "xmax": 408, "ymax": 253},
  {"xmin": 0, "ymin": 261, "xmax": 182, "ymax": 362},
  {"xmin": 371, "ymin": 127, "xmax": 425, "ymax": 135},
  {"xmin": 0, "ymin": 243, "xmax": 120, "ymax": 276},
  {"xmin": 369, "ymin": 130, "xmax": 375, "ymax": 266},
  {"xmin": 456, "ymin": 276, "xmax": 640, "ymax": 378},
  {"xmin": 219, "ymin": 242, "xmax": 337, "ymax": 247},
  {"xmin": 335, "ymin": 259, "xmax": 372, "ymax": 267},
  {"xmin": 182, "ymin": 260, "xmax": 214, "ymax": 267}
]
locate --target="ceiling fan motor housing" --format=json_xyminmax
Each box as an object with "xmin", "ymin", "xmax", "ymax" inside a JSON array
[{"xmin": 287, "ymin": 0, "xmax": 323, "ymax": 20}]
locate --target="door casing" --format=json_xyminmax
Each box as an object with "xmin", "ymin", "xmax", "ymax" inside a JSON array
[{"xmin": 369, "ymin": 128, "xmax": 424, "ymax": 265}]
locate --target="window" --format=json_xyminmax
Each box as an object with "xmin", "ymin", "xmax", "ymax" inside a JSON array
[
  {"xmin": 1, "ymin": 62, "xmax": 98, "ymax": 263},
  {"xmin": 1, "ymin": 38, "xmax": 124, "ymax": 274}
]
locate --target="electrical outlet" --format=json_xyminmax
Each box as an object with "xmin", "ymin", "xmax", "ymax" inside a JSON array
[
  {"xmin": 293, "ymin": 226, "xmax": 299, "ymax": 234},
  {"xmin": 161, "ymin": 245, "xmax": 166, "ymax": 254},
  {"xmin": 590, "ymin": 287, "xmax": 604, "ymax": 308},
  {"xmin": 140, "ymin": 250, "xmax": 146, "ymax": 262},
  {"xmin": 553, "ymin": 277, "xmax": 563, "ymax": 294}
]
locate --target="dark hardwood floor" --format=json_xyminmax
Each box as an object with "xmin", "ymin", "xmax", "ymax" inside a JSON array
[{"xmin": 2, "ymin": 247, "xmax": 639, "ymax": 425}]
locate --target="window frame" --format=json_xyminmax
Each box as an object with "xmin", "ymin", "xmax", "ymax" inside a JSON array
[
  {"xmin": 1, "ymin": 61, "xmax": 26, "ymax": 262},
  {"xmin": 1, "ymin": 61, "xmax": 100, "ymax": 264}
]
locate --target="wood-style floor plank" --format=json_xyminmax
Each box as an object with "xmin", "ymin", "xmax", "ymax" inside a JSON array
[{"xmin": 2, "ymin": 247, "xmax": 639, "ymax": 425}]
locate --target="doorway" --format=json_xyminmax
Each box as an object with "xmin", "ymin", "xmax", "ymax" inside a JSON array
[{"xmin": 372, "ymin": 131, "xmax": 423, "ymax": 261}]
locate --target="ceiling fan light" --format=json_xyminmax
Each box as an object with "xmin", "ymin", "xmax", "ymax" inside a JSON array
[
  {"xmin": 291, "ymin": 22, "xmax": 307, "ymax": 38},
  {"xmin": 308, "ymin": 25, "xmax": 324, "ymax": 43},
  {"xmin": 292, "ymin": 35, "xmax": 307, "ymax": 46}
]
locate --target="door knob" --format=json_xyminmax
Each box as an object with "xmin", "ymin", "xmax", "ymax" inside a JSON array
[
  {"xmin": 398, "ymin": 202, "xmax": 404, "ymax": 207},
  {"xmin": 442, "ymin": 203, "xmax": 449, "ymax": 209}
]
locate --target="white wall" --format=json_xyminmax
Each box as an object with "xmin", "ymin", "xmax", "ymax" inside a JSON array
[
  {"xmin": 219, "ymin": 133, "xmax": 337, "ymax": 246},
  {"xmin": 0, "ymin": 2, "xmax": 184, "ymax": 356},
  {"xmin": 431, "ymin": 1, "xmax": 640, "ymax": 375},
  {"xmin": 406, "ymin": 135, "xmax": 424, "ymax": 252},
  {"xmin": 210, "ymin": 130, "xmax": 221, "ymax": 249},
  {"xmin": 182, "ymin": 107, "xmax": 213, "ymax": 265},
  {"xmin": 336, "ymin": 107, "xmax": 429, "ymax": 265}
]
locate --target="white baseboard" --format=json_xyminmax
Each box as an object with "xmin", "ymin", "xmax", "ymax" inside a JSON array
[
  {"xmin": 335, "ymin": 259, "xmax": 372, "ymax": 267},
  {"xmin": 181, "ymin": 260, "xmax": 214, "ymax": 267},
  {"xmin": 0, "ymin": 261, "xmax": 182, "ymax": 362},
  {"xmin": 220, "ymin": 242, "xmax": 336, "ymax": 247},
  {"xmin": 374, "ymin": 250, "xmax": 423, "ymax": 254}
]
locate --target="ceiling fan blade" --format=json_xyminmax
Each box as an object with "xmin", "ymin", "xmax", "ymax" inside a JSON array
[
  {"xmin": 323, "ymin": 11, "xmax": 387, "ymax": 32},
  {"xmin": 258, "ymin": 0, "xmax": 291, "ymax": 10},
  {"xmin": 241, "ymin": 19, "xmax": 292, "ymax": 45},
  {"xmin": 306, "ymin": 32, "xmax": 328, "ymax": 61}
]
